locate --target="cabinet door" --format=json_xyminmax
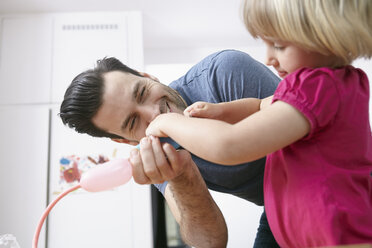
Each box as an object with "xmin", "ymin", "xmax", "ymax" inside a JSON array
[
  {"xmin": 0, "ymin": 16, "xmax": 52, "ymax": 104},
  {"xmin": 0, "ymin": 106, "xmax": 49, "ymax": 247},
  {"xmin": 51, "ymin": 12, "xmax": 132, "ymax": 103}
]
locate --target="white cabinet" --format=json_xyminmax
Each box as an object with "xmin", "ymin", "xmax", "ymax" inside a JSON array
[
  {"xmin": 0, "ymin": 12, "xmax": 143, "ymax": 105},
  {"xmin": 0, "ymin": 12, "xmax": 150, "ymax": 248},
  {"xmin": 0, "ymin": 15, "xmax": 53, "ymax": 104},
  {"xmin": 51, "ymin": 12, "xmax": 143, "ymax": 103},
  {"xmin": 0, "ymin": 106, "xmax": 49, "ymax": 247}
]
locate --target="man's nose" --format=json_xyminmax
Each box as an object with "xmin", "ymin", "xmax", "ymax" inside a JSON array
[{"xmin": 139, "ymin": 104, "xmax": 160, "ymax": 125}]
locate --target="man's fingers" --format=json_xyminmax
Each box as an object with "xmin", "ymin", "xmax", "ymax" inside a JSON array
[
  {"xmin": 150, "ymin": 136, "xmax": 175, "ymax": 179},
  {"xmin": 129, "ymin": 136, "xmax": 188, "ymax": 185},
  {"xmin": 162, "ymin": 143, "xmax": 184, "ymax": 174},
  {"xmin": 139, "ymin": 137, "xmax": 163, "ymax": 183},
  {"xmin": 129, "ymin": 148, "xmax": 150, "ymax": 184}
]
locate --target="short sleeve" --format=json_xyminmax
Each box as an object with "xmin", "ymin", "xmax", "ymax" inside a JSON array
[
  {"xmin": 208, "ymin": 50, "xmax": 280, "ymax": 101},
  {"xmin": 153, "ymin": 182, "xmax": 168, "ymax": 195},
  {"xmin": 169, "ymin": 50, "xmax": 279, "ymax": 105},
  {"xmin": 272, "ymin": 67, "xmax": 340, "ymax": 138}
]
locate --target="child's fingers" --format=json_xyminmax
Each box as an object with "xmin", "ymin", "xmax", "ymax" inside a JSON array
[
  {"xmin": 183, "ymin": 106, "xmax": 193, "ymax": 116},
  {"xmin": 184, "ymin": 107, "xmax": 202, "ymax": 117},
  {"xmin": 184, "ymin": 102, "xmax": 207, "ymax": 117},
  {"xmin": 183, "ymin": 104, "xmax": 198, "ymax": 116},
  {"xmin": 189, "ymin": 109, "xmax": 206, "ymax": 118}
]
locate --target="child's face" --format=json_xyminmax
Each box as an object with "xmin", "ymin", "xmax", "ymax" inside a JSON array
[{"xmin": 263, "ymin": 38, "xmax": 336, "ymax": 78}]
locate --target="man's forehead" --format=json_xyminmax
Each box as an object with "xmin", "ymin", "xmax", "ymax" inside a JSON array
[
  {"xmin": 103, "ymin": 70, "xmax": 140, "ymax": 84},
  {"xmin": 102, "ymin": 71, "xmax": 144, "ymax": 99}
]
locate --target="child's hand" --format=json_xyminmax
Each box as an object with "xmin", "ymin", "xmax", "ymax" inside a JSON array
[
  {"xmin": 146, "ymin": 113, "xmax": 173, "ymax": 137},
  {"xmin": 184, "ymin": 101, "xmax": 222, "ymax": 119}
]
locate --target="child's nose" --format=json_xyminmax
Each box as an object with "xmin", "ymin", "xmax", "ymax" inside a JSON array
[
  {"xmin": 265, "ymin": 48, "xmax": 278, "ymax": 67},
  {"xmin": 265, "ymin": 56, "xmax": 278, "ymax": 67}
]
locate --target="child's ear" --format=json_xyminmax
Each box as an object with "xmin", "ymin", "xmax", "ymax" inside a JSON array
[{"xmin": 111, "ymin": 138, "xmax": 139, "ymax": 146}]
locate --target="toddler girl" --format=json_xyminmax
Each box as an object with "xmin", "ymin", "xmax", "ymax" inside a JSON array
[{"xmin": 146, "ymin": 0, "xmax": 372, "ymax": 246}]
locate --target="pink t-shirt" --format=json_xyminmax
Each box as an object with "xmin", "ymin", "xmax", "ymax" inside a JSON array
[{"xmin": 266, "ymin": 66, "xmax": 372, "ymax": 247}]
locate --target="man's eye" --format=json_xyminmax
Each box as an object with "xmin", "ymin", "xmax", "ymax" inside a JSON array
[
  {"xmin": 138, "ymin": 86, "xmax": 146, "ymax": 102},
  {"xmin": 129, "ymin": 117, "xmax": 136, "ymax": 130}
]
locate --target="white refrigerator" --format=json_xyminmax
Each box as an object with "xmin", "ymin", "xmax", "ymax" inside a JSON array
[{"xmin": 0, "ymin": 12, "xmax": 153, "ymax": 248}]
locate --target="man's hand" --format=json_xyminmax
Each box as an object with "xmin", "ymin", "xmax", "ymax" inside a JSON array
[
  {"xmin": 129, "ymin": 135, "xmax": 192, "ymax": 185},
  {"xmin": 129, "ymin": 135, "xmax": 228, "ymax": 248}
]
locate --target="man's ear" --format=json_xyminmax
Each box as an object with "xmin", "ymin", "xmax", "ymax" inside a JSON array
[
  {"xmin": 111, "ymin": 138, "xmax": 139, "ymax": 146},
  {"xmin": 138, "ymin": 71, "xmax": 160, "ymax": 82}
]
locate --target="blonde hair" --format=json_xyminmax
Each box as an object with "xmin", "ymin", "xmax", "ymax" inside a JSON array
[{"xmin": 243, "ymin": 0, "xmax": 372, "ymax": 65}]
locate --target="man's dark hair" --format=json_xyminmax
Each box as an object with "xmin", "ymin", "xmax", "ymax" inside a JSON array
[{"xmin": 59, "ymin": 57, "xmax": 142, "ymax": 139}]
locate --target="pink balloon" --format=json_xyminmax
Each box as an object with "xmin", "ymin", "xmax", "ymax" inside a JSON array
[{"xmin": 80, "ymin": 158, "xmax": 132, "ymax": 192}]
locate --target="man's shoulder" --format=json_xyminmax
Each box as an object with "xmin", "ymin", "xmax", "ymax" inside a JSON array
[
  {"xmin": 169, "ymin": 49, "xmax": 278, "ymax": 103},
  {"xmin": 200, "ymin": 49, "xmax": 272, "ymax": 82},
  {"xmin": 170, "ymin": 50, "xmax": 255, "ymax": 86},
  {"xmin": 210, "ymin": 49, "xmax": 252, "ymax": 60},
  {"xmin": 205, "ymin": 49, "xmax": 255, "ymax": 68}
]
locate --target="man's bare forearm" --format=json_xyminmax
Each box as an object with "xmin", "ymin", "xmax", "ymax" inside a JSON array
[{"xmin": 166, "ymin": 163, "xmax": 227, "ymax": 248}]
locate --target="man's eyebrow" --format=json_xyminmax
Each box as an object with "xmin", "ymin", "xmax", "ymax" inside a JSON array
[
  {"xmin": 121, "ymin": 81, "xmax": 141, "ymax": 131},
  {"xmin": 132, "ymin": 81, "xmax": 141, "ymax": 101}
]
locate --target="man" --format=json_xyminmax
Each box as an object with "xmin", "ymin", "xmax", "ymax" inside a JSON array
[{"xmin": 60, "ymin": 50, "xmax": 280, "ymax": 247}]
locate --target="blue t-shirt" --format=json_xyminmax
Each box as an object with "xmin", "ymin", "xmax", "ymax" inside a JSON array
[{"xmin": 156, "ymin": 50, "xmax": 280, "ymax": 206}]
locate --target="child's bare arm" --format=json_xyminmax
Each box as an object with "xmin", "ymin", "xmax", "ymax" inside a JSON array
[
  {"xmin": 146, "ymin": 100, "xmax": 310, "ymax": 165},
  {"xmin": 184, "ymin": 96, "xmax": 272, "ymax": 124}
]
